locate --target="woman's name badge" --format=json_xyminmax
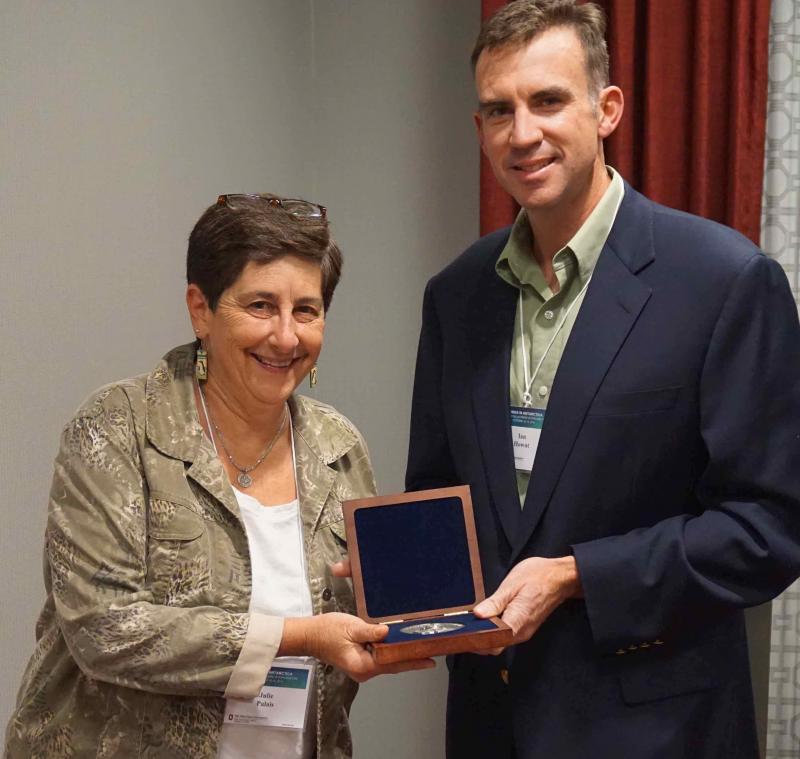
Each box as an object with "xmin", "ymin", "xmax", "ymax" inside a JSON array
[
  {"xmin": 511, "ymin": 407, "xmax": 544, "ymax": 472},
  {"xmin": 224, "ymin": 659, "xmax": 313, "ymax": 730}
]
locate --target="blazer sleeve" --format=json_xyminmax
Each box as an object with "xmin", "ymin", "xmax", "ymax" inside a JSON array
[
  {"xmin": 572, "ymin": 253, "xmax": 800, "ymax": 651},
  {"xmin": 406, "ymin": 280, "xmax": 460, "ymax": 492},
  {"xmin": 48, "ymin": 386, "xmax": 280, "ymax": 698}
]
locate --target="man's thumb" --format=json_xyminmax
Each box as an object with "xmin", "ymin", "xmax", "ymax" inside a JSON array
[{"xmin": 473, "ymin": 596, "xmax": 500, "ymax": 619}]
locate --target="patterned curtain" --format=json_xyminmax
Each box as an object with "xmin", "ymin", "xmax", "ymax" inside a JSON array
[{"xmin": 763, "ymin": 1, "xmax": 800, "ymax": 756}]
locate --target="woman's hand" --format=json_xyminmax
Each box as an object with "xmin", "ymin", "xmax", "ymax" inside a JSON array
[{"xmin": 281, "ymin": 614, "xmax": 435, "ymax": 682}]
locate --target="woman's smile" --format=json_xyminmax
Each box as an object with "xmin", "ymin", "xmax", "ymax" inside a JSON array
[{"xmin": 249, "ymin": 352, "xmax": 305, "ymax": 371}]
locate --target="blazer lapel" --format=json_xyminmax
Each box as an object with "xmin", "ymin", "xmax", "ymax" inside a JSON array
[
  {"xmin": 143, "ymin": 345, "xmax": 242, "ymax": 520},
  {"xmin": 469, "ymin": 253, "xmax": 521, "ymax": 549},
  {"xmin": 186, "ymin": 442, "xmax": 243, "ymax": 519},
  {"xmin": 293, "ymin": 429, "xmax": 336, "ymax": 537},
  {"xmin": 513, "ymin": 188, "xmax": 655, "ymax": 560},
  {"xmin": 289, "ymin": 395, "xmax": 357, "ymax": 536}
]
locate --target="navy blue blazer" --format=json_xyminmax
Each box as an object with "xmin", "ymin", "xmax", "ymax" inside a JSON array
[{"xmin": 406, "ymin": 185, "xmax": 800, "ymax": 759}]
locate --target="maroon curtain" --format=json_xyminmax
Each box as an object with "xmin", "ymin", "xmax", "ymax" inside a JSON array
[{"xmin": 478, "ymin": 0, "xmax": 771, "ymax": 244}]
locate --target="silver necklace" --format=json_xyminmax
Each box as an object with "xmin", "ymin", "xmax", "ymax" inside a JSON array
[{"xmin": 197, "ymin": 382, "xmax": 288, "ymax": 488}]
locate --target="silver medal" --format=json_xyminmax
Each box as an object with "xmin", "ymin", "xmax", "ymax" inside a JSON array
[{"xmin": 400, "ymin": 622, "xmax": 465, "ymax": 636}]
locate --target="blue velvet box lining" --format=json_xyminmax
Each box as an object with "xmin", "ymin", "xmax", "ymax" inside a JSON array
[
  {"xmin": 382, "ymin": 612, "xmax": 498, "ymax": 644},
  {"xmin": 353, "ymin": 495, "xmax": 477, "ymax": 620}
]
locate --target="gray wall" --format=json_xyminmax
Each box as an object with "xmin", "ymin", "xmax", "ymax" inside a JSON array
[
  {"xmin": 308, "ymin": 3, "xmax": 481, "ymax": 755},
  {"xmin": 0, "ymin": 1, "xmax": 479, "ymax": 756}
]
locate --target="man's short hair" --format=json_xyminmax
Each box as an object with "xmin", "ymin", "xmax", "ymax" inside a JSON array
[{"xmin": 471, "ymin": 0, "xmax": 609, "ymax": 98}]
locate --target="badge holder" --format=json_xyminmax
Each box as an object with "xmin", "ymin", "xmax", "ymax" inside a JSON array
[{"xmin": 343, "ymin": 486, "xmax": 513, "ymax": 664}]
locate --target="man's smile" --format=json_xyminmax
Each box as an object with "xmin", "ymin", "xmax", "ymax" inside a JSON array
[{"xmin": 511, "ymin": 156, "xmax": 557, "ymax": 177}]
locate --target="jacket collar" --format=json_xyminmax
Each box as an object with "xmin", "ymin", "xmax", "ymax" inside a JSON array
[
  {"xmin": 145, "ymin": 343, "xmax": 357, "ymax": 468},
  {"xmin": 289, "ymin": 394, "xmax": 358, "ymax": 466},
  {"xmin": 144, "ymin": 343, "xmax": 206, "ymax": 463},
  {"xmin": 468, "ymin": 183, "xmax": 656, "ymax": 555},
  {"xmin": 144, "ymin": 344, "xmax": 358, "ymax": 529},
  {"xmin": 605, "ymin": 181, "xmax": 656, "ymax": 275},
  {"xmin": 289, "ymin": 394, "xmax": 358, "ymax": 533},
  {"xmin": 512, "ymin": 183, "xmax": 655, "ymax": 557}
]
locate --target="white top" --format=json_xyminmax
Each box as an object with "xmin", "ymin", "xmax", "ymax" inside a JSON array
[{"xmin": 217, "ymin": 490, "xmax": 316, "ymax": 759}]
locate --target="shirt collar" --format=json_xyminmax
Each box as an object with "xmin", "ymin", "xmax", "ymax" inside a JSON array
[{"xmin": 496, "ymin": 166, "xmax": 625, "ymax": 291}]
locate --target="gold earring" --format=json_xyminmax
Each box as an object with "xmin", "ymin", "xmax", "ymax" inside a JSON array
[
  {"xmin": 195, "ymin": 342, "xmax": 208, "ymax": 381},
  {"xmin": 309, "ymin": 365, "xmax": 318, "ymax": 388}
]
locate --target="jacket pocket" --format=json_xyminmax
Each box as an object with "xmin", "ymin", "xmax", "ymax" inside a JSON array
[
  {"xmin": 587, "ymin": 386, "xmax": 683, "ymax": 417},
  {"xmin": 328, "ymin": 518, "xmax": 347, "ymax": 546},
  {"xmin": 617, "ymin": 642, "xmax": 717, "ymax": 705},
  {"xmin": 146, "ymin": 498, "xmax": 206, "ymax": 604},
  {"xmin": 148, "ymin": 493, "xmax": 205, "ymax": 540}
]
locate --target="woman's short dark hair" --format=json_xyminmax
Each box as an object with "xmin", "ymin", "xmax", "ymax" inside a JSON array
[{"xmin": 186, "ymin": 195, "xmax": 342, "ymax": 312}]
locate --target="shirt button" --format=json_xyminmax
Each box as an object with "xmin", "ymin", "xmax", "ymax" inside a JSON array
[
  {"xmin": 500, "ymin": 668, "xmax": 509, "ymax": 685},
  {"xmin": 544, "ymin": 310, "xmax": 555, "ymax": 320},
  {"xmin": 322, "ymin": 588, "xmax": 333, "ymax": 601},
  {"xmin": 537, "ymin": 386, "xmax": 548, "ymax": 398}
]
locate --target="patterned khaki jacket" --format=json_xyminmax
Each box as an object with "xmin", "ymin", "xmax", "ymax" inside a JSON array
[{"xmin": 5, "ymin": 344, "xmax": 377, "ymax": 759}]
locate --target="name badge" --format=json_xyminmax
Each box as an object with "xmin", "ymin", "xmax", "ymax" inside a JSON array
[
  {"xmin": 511, "ymin": 406, "xmax": 544, "ymax": 472},
  {"xmin": 224, "ymin": 659, "xmax": 313, "ymax": 730}
]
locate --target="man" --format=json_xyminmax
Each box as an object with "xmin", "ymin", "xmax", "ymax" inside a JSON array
[{"xmin": 405, "ymin": 2, "xmax": 800, "ymax": 757}]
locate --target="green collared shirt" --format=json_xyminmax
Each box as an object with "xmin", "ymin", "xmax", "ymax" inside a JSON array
[{"xmin": 495, "ymin": 168, "xmax": 624, "ymax": 507}]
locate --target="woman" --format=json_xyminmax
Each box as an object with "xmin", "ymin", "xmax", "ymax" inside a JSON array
[{"xmin": 5, "ymin": 194, "xmax": 432, "ymax": 759}]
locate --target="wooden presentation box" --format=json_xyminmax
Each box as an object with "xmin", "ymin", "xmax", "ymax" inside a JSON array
[{"xmin": 342, "ymin": 485, "xmax": 513, "ymax": 664}]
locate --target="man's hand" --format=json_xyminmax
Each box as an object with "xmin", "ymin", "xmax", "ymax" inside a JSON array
[
  {"xmin": 330, "ymin": 558, "xmax": 351, "ymax": 578},
  {"xmin": 473, "ymin": 556, "xmax": 582, "ymax": 651}
]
